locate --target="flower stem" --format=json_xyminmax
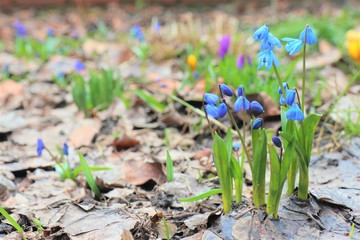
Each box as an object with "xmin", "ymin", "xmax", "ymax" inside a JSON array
[
  {"xmin": 226, "ymin": 109, "xmax": 253, "ymax": 172},
  {"xmin": 287, "ymin": 158, "xmax": 297, "ymax": 195},
  {"xmin": 298, "ymin": 163, "xmax": 309, "ymax": 200},
  {"xmin": 273, "ymin": 64, "xmax": 286, "ymax": 98},
  {"xmin": 301, "ymin": 30, "xmax": 307, "ymax": 113}
]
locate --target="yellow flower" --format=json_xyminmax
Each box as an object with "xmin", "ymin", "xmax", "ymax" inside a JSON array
[
  {"xmin": 187, "ymin": 54, "xmax": 197, "ymax": 71},
  {"xmin": 346, "ymin": 29, "xmax": 360, "ymax": 62}
]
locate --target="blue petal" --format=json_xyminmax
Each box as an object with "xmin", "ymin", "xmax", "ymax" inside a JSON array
[
  {"xmin": 261, "ymin": 33, "xmax": 281, "ymax": 51},
  {"xmin": 252, "ymin": 118, "xmax": 263, "ymax": 130},
  {"xmin": 286, "ymin": 103, "xmax": 304, "ymax": 121},
  {"xmin": 62, "ymin": 142, "xmax": 69, "ymax": 156},
  {"xmin": 300, "ymin": 26, "xmax": 317, "ymax": 45},
  {"xmin": 204, "ymin": 93, "xmax": 219, "ymax": 105},
  {"xmin": 272, "ymin": 136, "xmax": 282, "ymax": 148},
  {"xmin": 220, "ymin": 84, "xmax": 234, "ymax": 96},
  {"xmin": 278, "ymin": 82, "xmax": 288, "ymax": 94},
  {"xmin": 37, "ymin": 138, "xmax": 45, "ymax": 156},
  {"xmin": 285, "ymin": 89, "xmax": 296, "ymax": 105},
  {"xmin": 249, "ymin": 101, "xmax": 264, "ymax": 116},
  {"xmin": 279, "ymin": 95, "xmax": 285, "ymax": 105},
  {"xmin": 253, "ymin": 25, "xmax": 269, "ymax": 41},
  {"xmin": 234, "ymin": 96, "xmax": 250, "ymax": 112},
  {"xmin": 233, "ymin": 143, "xmax": 241, "ymax": 151},
  {"xmin": 205, "ymin": 104, "xmax": 219, "ymax": 118},
  {"xmin": 217, "ymin": 103, "xmax": 227, "ymax": 118},
  {"xmin": 237, "ymin": 85, "xmax": 244, "ymax": 97}
]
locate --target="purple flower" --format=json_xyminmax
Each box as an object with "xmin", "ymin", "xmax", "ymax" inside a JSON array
[
  {"xmin": 218, "ymin": 35, "xmax": 231, "ymax": 59},
  {"xmin": 37, "ymin": 138, "xmax": 45, "ymax": 156},
  {"xmin": 13, "ymin": 21, "xmax": 27, "ymax": 37},
  {"xmin": 300, "ymin": 25, "xmax": 317, "ymax": 45},
  {"xmin": 236, "ymin": 54, "xmax": 245, "ymax": 69},
  {"xmin": 193, "ymin": 71, "xmax": 200, "ymax": 79},
  {"xmin": 220, "ymin": 84, "xmax": 233, "ymax": 96},
  {"xmin": 74, "ymin": 60, "xmax": 85, "ymax": 72}
]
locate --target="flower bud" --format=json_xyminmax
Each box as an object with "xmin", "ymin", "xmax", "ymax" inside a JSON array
[
  {"xmin": 220, "ymin": 84, "xmax": 234, "ymax": 97},
  {"xmin": 249, "ymin": 101, "xmax": 264, "ymax": 116},
  {"xmin": 272, "ymin": 136, "xmax": 282, "ymax": 148},
  {"xmin": 217, "ymin": 103, "xmax": 227, "ymax": 118},
  {"xmin": 204, "ymin": 93, "xmax": 219, "ymax": 105},
  {"xmin": 252, "ymin": 118, "xmax": 263, "ymax": 130}
]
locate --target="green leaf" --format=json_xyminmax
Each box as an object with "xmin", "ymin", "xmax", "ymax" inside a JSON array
[
  {"xmin": 0, "ymin": 205, "xmax": 25, "ymax": 237},
  {"xmin": 225, "ymin": 127, "xmax": 233, "ymax": 163},
  {"xmin": 212, "ymin": 132, "xmax": 232, "ymax": 213},
  {"xmin": 301, "ymin": 114, "xmax": 322, "ymax": 162},
  {"xmin": 134, "ymin": 89, "xmax": 165, "ymax": 112},
  {"xmin": 267, "ymin": 144, "xmax": 280, "ymax": 217},
  {"xmin": 72, "ymin": 165, "xmax": 111, "ymax": 179},
  {"xmin": 78, "ymin": 152, "xmax": 101, "ymax": 198},
  {"xmin": 178, "ymin": 189, "xmax": 222, "ymax": 202},
  {"xmin": 230, "ymin": 155, "xmax": 243, "ymax": 203},
  {"xmin": 280, "ymin": 106, "xmax": 288, "ymax": 132},
  {"xmin": 162, "ymin": 217, "xmax": 170, "ymax": 240},
  {"xmin": 166, "ymin": 151, "xmax": 174, "ymax": 182},
  {"xmin": 251, "ymin": 129, "xmax": 267, "ymax": 206}
]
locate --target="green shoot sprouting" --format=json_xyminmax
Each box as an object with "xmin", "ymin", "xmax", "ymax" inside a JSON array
[{"xmin": 0, "ymin": 205, "xmax": 26, "ymax": 240}]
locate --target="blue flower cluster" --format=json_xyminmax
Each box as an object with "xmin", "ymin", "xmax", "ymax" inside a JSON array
[
  {"xmin": 253, "ymin": 25, "xmax": 281, "ymax": 70},
  {"xmin": 204, "ymin": 84, "xmax": 265, "ymax": 129},
  {"xmin": 130, "ymin": 25, "xmax": 145, "ymax": 42},
  {"xmin": 282, "ymin": 25, "xmax": 317, "ymax": 56},
  {"xmin": 278, "ymin": 82, "xmax": 304, "ymax": 121},
  {"xmin": 13, "ymin": 21, "xmax": 27, "ymax": 38}
]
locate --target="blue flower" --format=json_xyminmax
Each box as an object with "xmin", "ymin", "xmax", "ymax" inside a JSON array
[
  {"xmin": 285, "ymin": 89, "xmax": 296, "ymax": 105},
  {"xmin": 286, "ymin": 103, "xmax": 304, "ymax": 121},
  {"xmin": 193, "ymin": 71, "xmax": 200, "ymax": 79},
  {"xmin": 300, "ymin": 25, "xmax": 317, "ymax": 45},
  {"xmin": 37, "ymin": 138, "xmax": 45, "ymax": 156},
  {"xmin": 204, "ymin": 93, "xmax": 219, "ymax": 105},
  {"xmin": 278, "ymin": 82, "xmax": 288, "ymax": 94},
  {"xmin": 279, "ymin": 95, "xmax": 285, "ymax": 105},
  {"xmin": 249, "ymin": 101, "xmax": 264, "ymax": 116},
  {"xmin": 74, "ymin": 60, "xmax": 85, "ymax": 72},
  {"xmin": 272, "ymin": 136, "xmax": 282, "ymax": 148},
  {"xmin": 218, "ymin": 35, "xmax": 231, "ymax": 59},
  {"xmin": 62, "ymin": 142, "xmax": 69, "ymax": 156},
  {"xmin": 13, "ymin": 21, "xmax": 27, "ymax": 37},
  {"xmin": 220, "ymin": 84, "xmax": 233, "ymax": 96},
  {"xmin": 205, "ymin": 104, "xmax": 219, "ymax": 118},
  {"xmin": 237, "ymin": 85, "xmax": 244, "ymax": 97},
  {"xmin": 260, "ymin": 33, "xmax": 281, "ymax": 51},
  {"xmin": 130, "ymin": 25, "xmax": 144, "ymax": 42},
  {"xmin": 282, "ymin": 38, "xmax": 303, "ymax": 55},
  {"xmin": 233, "ymin": 143, "xmax": 240, "ymax": 151},
  {"xmin": 252, "ymin": 118, "xmax": 263, "ymax": 130},
  {"xmin": 257, "ymin": 49, "xmax": 280, "ymax": 70},
  {"xmin": 47, "ymin": 28, "xmax": 55, "ymax": 38},
  {"xmin": 234, "ymin": 96, "xmax": 250, "ymax": 112},
  {"xmin": 253, "ymin": 25, "xmax": 269, "ymax": 41},
  {"xmin": 217, "ymin": 103, "xmax": 227, "ymax": 118}
]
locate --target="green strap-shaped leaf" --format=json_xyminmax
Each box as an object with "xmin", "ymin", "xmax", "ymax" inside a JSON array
[
  {"xmin": 212, "ymin": 132, "xmax": 232, "ymax": 213},
  {"xmin": 267, "ymin": 143, "xmax": 280, "ymax": 216},
  {"xmin": 301, "ymin": 114, "xmax": 322, "ymax": 162},
  {"xmin": 252, "ymin": 129, "xmax": 267, "ymax": 206},
  {"xmin": 178, "ymin": 189, "xmax": 222, "ymax": 202},
  {"xmin": 78, "ymin": 152, "xmax": 101, "ymax": 198},
  {"xmin": 230, "ymin": 155, "xmax": 243, "ymax": 203},
  {"xmin": 134, "ymin": 89, "xmax": 165, "ymax": 113}
]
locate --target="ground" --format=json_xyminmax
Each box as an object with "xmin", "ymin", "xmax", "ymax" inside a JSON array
[{"xmin": 0, "ymin": 1, "xmax": 360, "ymax": 240}]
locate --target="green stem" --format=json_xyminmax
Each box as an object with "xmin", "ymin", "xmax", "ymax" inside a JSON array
[
  {"xmin": 301, "ymin": 29, "xmax": 307, "ymax": 113},
  {"xmin": 227, "ymin": 111, "xmax": 252, "ymax": 172},
  {"xmin": 273, "ymin": 64, "xmax": 286, "ymax": 98}
]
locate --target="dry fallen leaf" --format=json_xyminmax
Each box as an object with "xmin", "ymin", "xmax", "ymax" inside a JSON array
[
  {"xmin": 123, "ymin": 160, "xmax": 167, "ymax": 186},
  {"xmin": 113, "ymin": 134, "xmax": 140, "ymax": 151},
  {"xmin": 68, "ymin": 118, "xmax": 101, "ymax": 147}
]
